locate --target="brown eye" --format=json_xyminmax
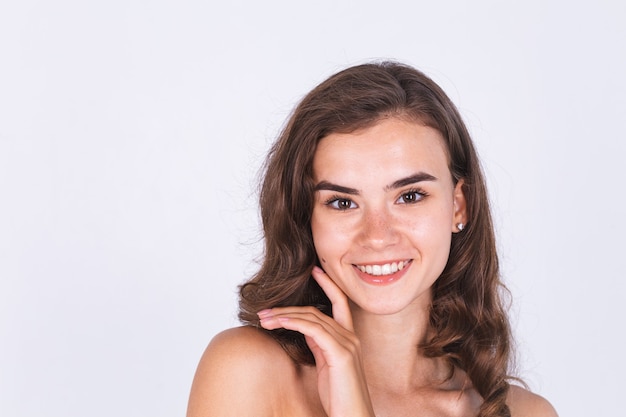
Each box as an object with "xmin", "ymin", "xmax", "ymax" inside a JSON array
[
  {"xmin": 397, "ymin": 190, "xmax": 425, "ymax": 204},
  {"xmin": 403, "ymin": 193, "xmax": 416, "ymax": 203},
  {"xmin": 328, "ymin": 198, "xmax": 357, "ymax": 210}
]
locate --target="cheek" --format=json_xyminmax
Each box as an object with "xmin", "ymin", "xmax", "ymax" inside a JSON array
[
  {"xmin": 311, "ymin": 213, "xmax": 352, "ymax": 266},
  {"xmin": 311, "ymin": 222, "xmax": 336, "ymax": 264},
  {"xmin": 405, "ymin": 205, "xmax": 454, "ymax": 249}
]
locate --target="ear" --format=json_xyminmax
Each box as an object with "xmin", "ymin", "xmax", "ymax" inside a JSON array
[{"xmin": 452, "ymin": 179, "xmax": 467, "ymax": 233}]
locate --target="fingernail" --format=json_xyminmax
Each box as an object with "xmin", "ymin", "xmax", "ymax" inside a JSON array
[
  {"xmin": 312, "ymin": 266, "xmax": 323, "ymax": 274},
  {"xmin": 257, "ymin": 309, "xmax": 273, "ymax": 318}
]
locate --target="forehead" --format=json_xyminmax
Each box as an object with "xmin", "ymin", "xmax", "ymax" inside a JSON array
[{"xmin": 312, "ymin": 118, "xmax": 452, "ymax": 184}]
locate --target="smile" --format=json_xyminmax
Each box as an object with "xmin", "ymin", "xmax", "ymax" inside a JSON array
[{"xmin": 355, "ymin": 260, "xmax": 411, "ymax": 276}]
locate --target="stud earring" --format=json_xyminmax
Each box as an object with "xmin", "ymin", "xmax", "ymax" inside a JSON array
[{"xmin": 457, "ymin": 223, "xmax": 465, "ymax": 231}]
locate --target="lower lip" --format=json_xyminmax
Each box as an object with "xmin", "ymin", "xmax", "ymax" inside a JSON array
[{"xmin": 352, "ymin": 261, "xmax": 412, "ymax": 286}]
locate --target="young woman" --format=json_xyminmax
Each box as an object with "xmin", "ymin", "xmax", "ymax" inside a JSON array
[{"xmin": 187, "ymin": 62, "xmax": 558, "ymax": 417}]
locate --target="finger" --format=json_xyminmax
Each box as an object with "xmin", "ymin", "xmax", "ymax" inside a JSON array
[
  {"xmin": 256, "ymin": 324, "xmax": 329, "ymax": 381},
  {"xmin": 257, "ymin": 308, "xmax": 356, "ymax": 356},
  {"xmin": 257, "ymin": 307, "xmax": 346, "ymax": 337},
  {"xmin": 266, "ymin": 315, "xmax": 358, "ymax": 367},
  {"xmin": 311, "ymin": 266, "xmax": 354, "ymax": 331}
]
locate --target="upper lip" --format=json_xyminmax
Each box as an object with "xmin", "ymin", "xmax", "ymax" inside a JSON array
[{"xmin": 353, "ymin": 259, "xmax": 411, "ymax": 267}]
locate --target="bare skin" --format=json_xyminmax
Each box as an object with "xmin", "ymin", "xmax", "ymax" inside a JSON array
[
  {"xmin": 187, "ymin": 325, "xmax": 556, "ymax": 417},
  {"xmin": 187, "ymin": 119, "xmax": 558, "ymax": 417}
]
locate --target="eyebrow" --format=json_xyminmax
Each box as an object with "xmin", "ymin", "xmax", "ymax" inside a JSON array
[
  {"xmin": 385, "ymin": 172, "xmax": 437, "ymax": 191},
  {"xmin": 314, "ymin": 181, "xmax": 359, "ymax": 195},
  {"xmin": 313, "ymin": 172, "xmax": 437, "ymax": 195}
]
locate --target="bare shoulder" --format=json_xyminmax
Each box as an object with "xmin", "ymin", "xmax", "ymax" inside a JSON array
[
  {"xmin": 200, "ymin": 325, "xmax": 291, "ymax": 366},
  {"xmin": 507, "ymin": 384, "xmax": 558, "ymax": 417},
  {"xmin": 186, "ymin": 326, "xmax": 298, "ymax": 417}
]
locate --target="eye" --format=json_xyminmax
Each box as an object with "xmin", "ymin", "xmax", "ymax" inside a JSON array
[
  {"xmin": 326, "ymin": 197, "xmax": 358, "ymax": 210},
  {"xmin": 396, "ymin": 189, "xmax": 426, "ymax": 204}
]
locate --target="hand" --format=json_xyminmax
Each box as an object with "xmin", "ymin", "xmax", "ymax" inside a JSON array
[{"xmin": 258, "ymin": 266, "xmax": 375, "ymax": 417}]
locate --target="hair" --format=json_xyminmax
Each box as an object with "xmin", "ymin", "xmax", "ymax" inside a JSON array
[{"xmin": 238, "ymin": 61, "xmax": 513, "ymax": 417}]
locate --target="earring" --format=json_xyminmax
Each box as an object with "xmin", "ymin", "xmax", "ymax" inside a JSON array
[{"xmin": 457, "ymin": 223, "xmax": 465, "ymax": 231}]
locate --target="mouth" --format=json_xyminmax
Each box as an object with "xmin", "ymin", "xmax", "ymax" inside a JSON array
[{"xmin": 354, "ymin": 260, "xmax": 411, "ymax": 276}]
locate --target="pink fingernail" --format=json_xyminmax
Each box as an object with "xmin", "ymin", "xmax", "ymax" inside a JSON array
[
  {"xmin": 312, "ymin": 266, "xmax": 323, "ymax": 274},
  {"xmin": 257, "ymin": 309, "xmax": 273, "ymax": 318}
]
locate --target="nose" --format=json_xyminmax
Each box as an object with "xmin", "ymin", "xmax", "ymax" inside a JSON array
[{"xmin": 358, "ymin": 207, "xmax": 400, "ymax": 250}]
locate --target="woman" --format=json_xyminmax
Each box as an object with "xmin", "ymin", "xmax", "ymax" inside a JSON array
[{"xmin": 187, "ymin": 62, "xmax": 557, "ymax": 417}]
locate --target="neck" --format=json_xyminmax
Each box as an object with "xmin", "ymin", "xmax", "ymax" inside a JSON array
[{"xmin": 350, "ymin": 298, "xmax": 451, "ymax": 392}]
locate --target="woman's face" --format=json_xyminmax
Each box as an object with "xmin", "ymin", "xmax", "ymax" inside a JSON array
[{"xmin": 311, "ymin": 117, "xmax": 466, "ymax": 315}]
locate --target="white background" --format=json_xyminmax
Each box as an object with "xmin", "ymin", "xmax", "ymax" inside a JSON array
[{"xmin": 1, "ymin": 1, "xmax": 624, "ymax": 416}]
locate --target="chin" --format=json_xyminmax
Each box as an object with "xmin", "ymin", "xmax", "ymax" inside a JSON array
[{"xmin": 350, "ymin": 296, "xmax": 423, "ymax": 316}]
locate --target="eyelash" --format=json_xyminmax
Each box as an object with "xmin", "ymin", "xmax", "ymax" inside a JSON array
[
  {"xmin": 323, "ymin": 188, "xmax": 428, "ymax": 210},
  {"xmin": 324, "ymin": 195, "xmax": 357, "ymax": 210},
  {"xmin": 396, "ymin": 188, "xmax": 428, "ymax": 204}
]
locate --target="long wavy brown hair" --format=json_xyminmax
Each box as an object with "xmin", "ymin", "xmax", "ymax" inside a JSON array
[{"xmin": 239, "ymin": 61, "xmax": 513, "ymax": 417}]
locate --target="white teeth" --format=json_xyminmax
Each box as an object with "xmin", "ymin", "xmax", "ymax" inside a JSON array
[{"xmin": 357, "ymin": 261, "xmax": 409, "ymax": 276}]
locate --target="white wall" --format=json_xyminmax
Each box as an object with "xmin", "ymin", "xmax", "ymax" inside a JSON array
[{"xmin": 1, "ymin": 1, "xmax": 623, "ymax": 416}]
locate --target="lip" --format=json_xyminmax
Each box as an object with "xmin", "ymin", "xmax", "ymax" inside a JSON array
[{"xmin": 352, "ymin": 260, "xmax": 412, "ymax": 285}]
